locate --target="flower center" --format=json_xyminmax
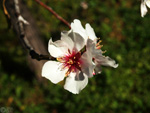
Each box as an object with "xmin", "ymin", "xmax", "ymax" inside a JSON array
[{"xmin": 57, "ymin": 50, "xmax": 82, "ymax": 76}]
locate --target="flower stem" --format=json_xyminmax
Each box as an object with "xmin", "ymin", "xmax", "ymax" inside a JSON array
[{"xmin": 34, "ymin": 0, "xmax": 71, "ymax": 29}]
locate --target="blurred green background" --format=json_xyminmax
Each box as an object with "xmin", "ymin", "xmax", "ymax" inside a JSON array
[{"xmin": 0, "ymin": 0, "xmax": 150, "ymax": 113}]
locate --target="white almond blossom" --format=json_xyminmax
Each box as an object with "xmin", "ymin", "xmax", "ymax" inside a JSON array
[
  {"xmin": 141, "ymin": 0, "xmax": 150, "ymax": 17},
  {"xmin": 71, "ymin": 19, "xmax": 118, "ymax": 74},
  {"xmin": 42, "ymin": 19, "xmax": 118, "ymax": 94},
  {"xmin": 42, "ymin": 30, "xmax": 95, "ymax": 94}
]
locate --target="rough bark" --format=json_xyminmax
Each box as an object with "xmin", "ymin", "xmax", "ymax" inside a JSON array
[{"xmin": 5, "ymin": 0, "xmax": 48, "ymax": 81}]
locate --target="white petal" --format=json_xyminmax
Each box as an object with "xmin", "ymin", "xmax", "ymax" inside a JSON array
[
  {"xmin": 71, "ymin": 19, "xmax": 88, "ymax": 42},
  {"xmin": 61, "ymin": 31, "xmax": 74, "ymax": 51},
  {"xmin": 48, "ymin": 39, "xmax": 66, "ymax": 57},
  {"xmin": 85, "ymin": 23, "xmax": 97, "ymax": 42},
  {"xmin": 95, "ymin": 55, "xmax": 118, "ymax": 68},
  {"xmin": 87, "ymin": 39, "xmax": 104, "ymax": 58},
  {"xmin": 64, "ymin": 72, "xmax": 88, "ymax": 94},
  {"xmin": 141, "ymin": 2, "xmax": 148, "ymax": 17},
  {"xmin": 68, "ymin": 31, "xmax": 85, "ymax": 51},
  {"xmin": 42, "ymin": 61, "xmax": 66, "ymax": 84},
  {"xmin": 146, "ymin": 0, "xmax": 150, "ymax": 8},
  {"xmin": 71, "ymin": 19, "xmax": 85, "ymax": 34},
  {"xmin": 80, "ymin": 51, "xmax": 95, "ymax": 78}
]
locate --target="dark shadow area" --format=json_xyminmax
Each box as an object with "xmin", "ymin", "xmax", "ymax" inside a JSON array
[{"xmin": 0, "ymin": 51, "xmax": 35, "ymax": 82}]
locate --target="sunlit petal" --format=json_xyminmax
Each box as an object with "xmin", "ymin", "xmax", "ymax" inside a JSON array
[
  {"xmin": 85, "ymin": 23, "xmax": 97, "ymax": 42},
  {"xmin": 141, "ymin": 1, "xmax": 148, "ymax": 17},
  {"xmin": 42, "ymin": 61, "xmax": 66, "ymax": 84},
  {"xmin": 146, "ymin": 0, "xmax": 150, "ymax": 8},
  {"xmin": 68, "ymin": 31, "xmax": 85, "ymax": 51},
  {"xmin": 60, "ymin": 32, "xmax": 74, "ymax": 51},
  {"xmin": 48, "ymin": 39, "xmax": 66, "ymax": 57},
  {"xmin": 64, "ymin": 72, "xmax": 88, "ymax": 94},
  {"xmin": 71, "ymin": 19, "xmax": 88, "ymax": 41}
]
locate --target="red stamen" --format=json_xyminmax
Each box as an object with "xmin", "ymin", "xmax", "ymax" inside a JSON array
[{"xmin": 57, "ymin": 50, "xmax": 82, "ymax": 76}]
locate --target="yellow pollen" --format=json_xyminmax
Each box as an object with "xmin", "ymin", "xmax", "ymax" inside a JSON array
[
  {"xmin": 62, "ymin": 65, "xmax": 65, "ymax": 69},
  {"xmin": 67, "ymin": 59, "xmax": 73, "ymax": 64},
  {"xmin": 72, "ymin": 69, "xmax": 75, "ymax": 72},
  {"xmin": 57, "ymin": 57, "xmax": 64, "ymax": 62},
  {"xmin": 65, "ymin": 70, "xmax": 71, "ymax": 77},
  {"xmin": 96, "ymin": 40, "xmax": 102, "ymax": 46}
]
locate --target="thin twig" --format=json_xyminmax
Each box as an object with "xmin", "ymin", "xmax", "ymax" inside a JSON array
[
  {"xmin": 34, "ymin": 0, "xmax": 71, "ymax": 29},
  {"xmin": 14, "ymin": 0, "xmax": 51, "ymax": 61}
]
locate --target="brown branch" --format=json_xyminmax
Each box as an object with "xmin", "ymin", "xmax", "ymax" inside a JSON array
[
  {"xmin": 34, "ymin": 0, "xmax": 71, "ymax": 29},
  {"xmin": 5, "ymin": 0, "xmax": 55, "ymax": 81},
  {"xmin": 13, "ymin": 0, "xmax": 51, "ymax": 61}
]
